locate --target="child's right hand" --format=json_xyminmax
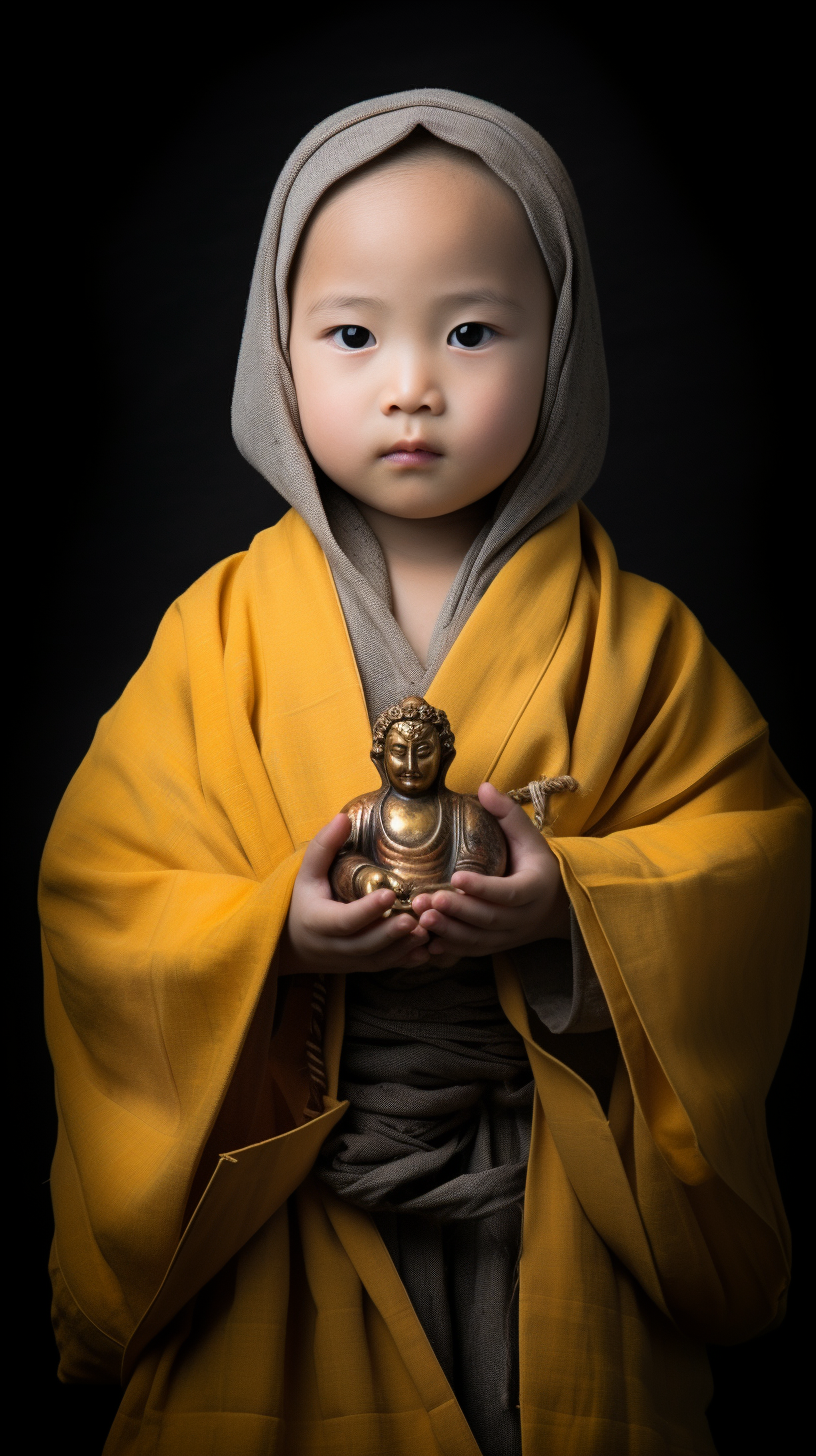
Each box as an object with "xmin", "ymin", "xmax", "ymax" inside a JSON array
[{"xmin": 279, "ymin": 813, "xmax": 431, "ymax": 975}]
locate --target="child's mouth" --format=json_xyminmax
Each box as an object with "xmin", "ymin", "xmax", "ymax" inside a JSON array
[{"xmin": 381, "ymin": 443, "xmax": 442, "ymax": 466}]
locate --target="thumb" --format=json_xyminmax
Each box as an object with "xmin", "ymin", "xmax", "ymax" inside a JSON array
[
  {"xmin": 300, "ymin": 812, "xmax": 352, "ymax": 886},
  {"xmin": 477, "ymin": 782, "xmax": 543, "ymax": 859}
]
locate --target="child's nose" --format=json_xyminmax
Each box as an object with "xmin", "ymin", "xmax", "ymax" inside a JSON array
[{"xmin": 379, "ymin": 353, "xmax": 444, "ymax": 416}]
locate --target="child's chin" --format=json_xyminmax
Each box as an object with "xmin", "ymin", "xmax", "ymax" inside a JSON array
[{"xmin": 358, "ymin": 485, "xmax": 456, "ymax": 518}]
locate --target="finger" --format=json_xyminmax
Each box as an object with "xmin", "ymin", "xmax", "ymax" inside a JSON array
[
  {"xmin": 416, "ymin": 895, "xmax": 511, "ymax": 931},
  {"xmin": 411, "ymin": 888, "xmax": 465, "ymax": 915},
  {"xmin": 477, "ymin": 782, "xmax": 547, "ymax": 860},
  {"xmin": 320, "ymin": 912, "xmax": 427, "ymax": 960},
  {"xmin": 425, "ymin": 916, "xmax": 493, "ymax": 954},
  {"xmin": 338, "ymin": 926, "xmax": 431, "ymax": 974},
  {"xmin": 299, "ymin": 813, "xmax": 353, "ymax": 887},
  {"xmin": 343, "ymin": 914, "xmax": 431, "ymax": 972},
  {"xmin": 419, "ymin": 908, "xmax": 497, "ymax": 939},
  {"xmin": 376, "ymin": 941, "xmax": 432, "ymax": 971},
  {"xmin": 308, "ymin": 886, "xmax": 397, "ymax": 937},
  {"xmin": 447, "ymin": 869, "xmax": 540, "ymax": 907}
]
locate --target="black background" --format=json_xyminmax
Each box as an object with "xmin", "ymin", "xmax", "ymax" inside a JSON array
[{"xmin": 19, "ymin": 4, "xmax": 809, "ymax": 1450}]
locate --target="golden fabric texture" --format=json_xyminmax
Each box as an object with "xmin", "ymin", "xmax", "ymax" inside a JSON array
[{"xmin": 41, "ymin": 504, "xmax": 809, "ymax": 1455}]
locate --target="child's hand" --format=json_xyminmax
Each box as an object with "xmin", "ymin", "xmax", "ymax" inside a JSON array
[
  {"xmin": 280, "ymin": 813, "xmax": 431, "ymax": 974},
  {"xmin": 411, "ymin": 783, "xmax": 570, "ymax": 958}
]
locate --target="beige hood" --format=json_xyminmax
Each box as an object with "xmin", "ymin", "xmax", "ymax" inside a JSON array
[{"xmin": 232, "ymin": 88, "xmax": 609, "ymax": 713}]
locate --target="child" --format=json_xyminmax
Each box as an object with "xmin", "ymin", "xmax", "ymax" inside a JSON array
[{"xmin": 41, "ymin": 90, "xmax": 809, "ymax": 1456}]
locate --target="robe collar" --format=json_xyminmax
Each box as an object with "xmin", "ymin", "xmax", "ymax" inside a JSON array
[{"xmin": 248, "ymin": 505, "xmax": 581, "ymax": 847}]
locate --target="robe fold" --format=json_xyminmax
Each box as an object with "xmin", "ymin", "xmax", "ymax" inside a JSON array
[{"xmin": 41, "ymin": 503, "xmax": 809, "ymax": 1455}]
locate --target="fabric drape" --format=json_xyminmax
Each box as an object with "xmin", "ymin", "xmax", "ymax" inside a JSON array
[
  {"xmin": 41, "ymin": 503, "xmax": 808, "ymax": 1454},
  {"xmin": 319, "ymin": 962, "xmax": 532, "ymax": 1221}
]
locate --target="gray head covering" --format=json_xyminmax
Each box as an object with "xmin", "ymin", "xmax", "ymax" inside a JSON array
[{"xmin": 232, "ymin": 88, "xmax": 608, "ymax": 715}]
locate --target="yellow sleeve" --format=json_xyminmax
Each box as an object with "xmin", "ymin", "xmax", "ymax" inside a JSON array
[{"xmin": 40, "ymin": 553, "xmax": 311, "ymax": 1369}]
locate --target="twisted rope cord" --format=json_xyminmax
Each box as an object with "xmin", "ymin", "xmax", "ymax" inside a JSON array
[
  {"xmin": 304, "ymin": 973, "xmax": 329, "ymax": 1119},
  {"xmin": 508, "ymin": 775, "xmax": 579, "ymax": 829}
]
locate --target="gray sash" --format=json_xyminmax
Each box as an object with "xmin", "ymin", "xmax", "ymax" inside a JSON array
[{"xmin": 317, "ymin": 959, "xmax": 531, "ymax": 1456}]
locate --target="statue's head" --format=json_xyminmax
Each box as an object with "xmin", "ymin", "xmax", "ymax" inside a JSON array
[{"xmin": 371, "ymin": 696, "xmax": 455, "ymax": 796}]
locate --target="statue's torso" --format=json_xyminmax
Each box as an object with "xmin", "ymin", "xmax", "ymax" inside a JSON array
[
  {"xmin": 380, "ymin": 793, "xmax": 440, "ymax": 846},
  {"xmin": 373, "ymin": 792, "xmax": 457, "ymax": 892},
  {"xmin": 336, "ymin": 786, "xmax": 505, "ymax": 898}
]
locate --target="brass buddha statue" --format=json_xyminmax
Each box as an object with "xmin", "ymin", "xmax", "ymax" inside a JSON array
[{"xmin": 331, "ymin": 696, "xmax": 507, "ymax": 914}]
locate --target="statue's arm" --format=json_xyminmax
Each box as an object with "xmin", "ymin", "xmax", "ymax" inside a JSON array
[
  {"xmin": 330, "ymin": 851, "xmax": 377, "ymax": 903},
  {"xmin": 328, "ymin": 796, "xmax": 409, "ymax": 903},
  {"xmin": 331, "ymin": 854, "xmax": 412, "ymax": 903},
  {"xmin": 328, "ymin": 798, "xmax": 368, "ymax": 902},
  {"xmin": 456, "ymin": 795, "xmax": 508, "ymax": 877}
]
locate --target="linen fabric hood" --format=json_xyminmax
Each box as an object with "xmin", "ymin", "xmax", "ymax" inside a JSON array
[{"xmin": 232, "ymin": 89, "xmax": 609, "ymax": 714}]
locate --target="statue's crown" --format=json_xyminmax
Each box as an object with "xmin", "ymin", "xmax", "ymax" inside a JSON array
[{"xmin": 371, "ymin": 695, "xmax": 455, "ymax": 759}]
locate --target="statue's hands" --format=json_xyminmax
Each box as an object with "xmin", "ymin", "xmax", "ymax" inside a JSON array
[
  {"xmin": 411, "ymin": 783, "xmax": 570, "ymax": 958},
  {"xmin": 280, "ymin": 814, "xmax": 430, "ymax": 975},
  {"xmin": 354, "ymin": 865, "xmax": 410, "ymax": 901}
]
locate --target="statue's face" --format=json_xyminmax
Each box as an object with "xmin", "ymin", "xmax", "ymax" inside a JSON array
[{"xmin": 384, "ymin": 721, "xmax": 441, "ymax": 795}]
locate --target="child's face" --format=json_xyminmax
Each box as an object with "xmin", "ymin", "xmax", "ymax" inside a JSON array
[{"xmin": 289, "ymin": 153, "xmax": 554, "ymax": 519}]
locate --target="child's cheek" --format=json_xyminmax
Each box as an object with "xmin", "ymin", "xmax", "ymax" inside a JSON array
[
  {"xmin": 451, "ymin": 365, "xmax": 540, "ymax": 479},
  {"xmin": 297, "ymin": 368, "xmax": 371, "ymax": 483}
]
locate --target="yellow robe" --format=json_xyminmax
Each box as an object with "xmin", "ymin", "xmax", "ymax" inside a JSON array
[{"xmin": 40, "ymin": 504, "xmax": 809, "ymax": 1455}]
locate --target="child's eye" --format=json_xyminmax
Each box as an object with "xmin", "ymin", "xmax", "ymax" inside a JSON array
[
  {"xmin": 448, "ymin": 323, "xmax": 495, "ymax": 349},
  {"xmin": 332, "ymin": 325, "xmax": 375, "ymax": 350}
]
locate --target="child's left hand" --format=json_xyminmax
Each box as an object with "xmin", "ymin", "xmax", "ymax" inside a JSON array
[{"xmin": 411, "ymin": 782, "xmax": 571, "ymax": 962}]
